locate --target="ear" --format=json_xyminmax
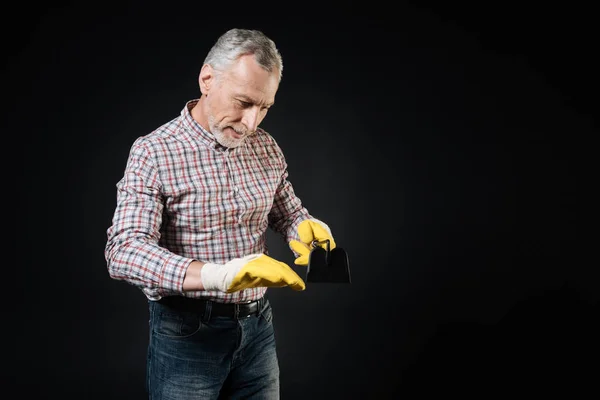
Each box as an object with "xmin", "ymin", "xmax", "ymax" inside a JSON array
[{"xmin": 199, "ymin": 64, "xmax": 215, "ymax": 96}]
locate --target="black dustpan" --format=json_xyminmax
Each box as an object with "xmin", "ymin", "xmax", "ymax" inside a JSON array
[{"xmin": 306, "ymin": 239, "xmax": 351, "ymax": 283}]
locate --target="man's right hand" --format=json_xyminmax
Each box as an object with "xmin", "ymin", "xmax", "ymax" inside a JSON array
[{"xmin": 200, "ymin": 254, "xmax": 306, "ymax": 293}]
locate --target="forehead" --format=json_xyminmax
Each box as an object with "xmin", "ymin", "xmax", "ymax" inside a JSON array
[{"xmin": 221, "ymin": 54, "xmax": 279, "ymax": 105}]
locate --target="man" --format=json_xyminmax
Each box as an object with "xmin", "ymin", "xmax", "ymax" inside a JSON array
[{"xmin": 104, "ymin": 28, "xmax": 336, "ymax": 399}]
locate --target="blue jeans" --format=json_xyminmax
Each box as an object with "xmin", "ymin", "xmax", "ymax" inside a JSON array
[{"xmin": 146, "ymin": 297, "xmax": 280, "ymax": 399}]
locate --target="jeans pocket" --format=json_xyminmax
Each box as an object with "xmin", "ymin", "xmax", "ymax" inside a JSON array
[
  {"xmin": 259, "ymin": 303, "xmax": 274, "ymax": 324},
  {"xmin": 153, "ymin": 310, "xmax": 203, "ymax": 339}
]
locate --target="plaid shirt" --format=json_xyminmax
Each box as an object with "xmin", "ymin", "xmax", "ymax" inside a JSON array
[{"xmin": 105, "ymin": 99, "xmax": 311, "ymax": 303}]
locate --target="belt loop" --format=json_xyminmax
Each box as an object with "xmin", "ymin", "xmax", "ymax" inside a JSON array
[
  {"xmin": 234, "ymin": 304, "xmax": 240, "ymax": 319},
  {"xmin": 204, "ymin": 299, "xmax": 212, "ymax": 321}
]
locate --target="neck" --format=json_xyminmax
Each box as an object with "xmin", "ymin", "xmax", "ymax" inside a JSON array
[{"xmin": 191, "ymin": 96, "xmax": 210, "ymax": 132}]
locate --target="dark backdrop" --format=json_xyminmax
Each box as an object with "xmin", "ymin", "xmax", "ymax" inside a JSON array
[{"xmin": 6, "ymin": 2, "xmax": 596, "ymax": 398}]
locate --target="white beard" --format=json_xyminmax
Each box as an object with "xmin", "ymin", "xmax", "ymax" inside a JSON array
[{"xmin": 208, "ymin": 115, "xmax": 247, "ymax": 148}]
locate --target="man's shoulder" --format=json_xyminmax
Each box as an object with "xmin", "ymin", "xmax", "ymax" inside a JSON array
[
  {"xmin": 131, "ymin": 116, "xmax": 184, "ymax": 149},
  {"xmin": 244, "ymin": 128, "xmax": 287, "ymax": 168},
  {"xmin": 249, "ymin": 127, "xmax": 281, "ymax": 150}
]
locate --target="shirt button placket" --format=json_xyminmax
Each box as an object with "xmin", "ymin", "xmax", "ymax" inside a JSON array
[{"xmin": 225, "ymin": 151, "xmax": 242, "ymax": 225}]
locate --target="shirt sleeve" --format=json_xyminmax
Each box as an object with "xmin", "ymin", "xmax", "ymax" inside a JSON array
[
  {"xmin": 268, "ymin": 144, "xmax": 312, "ymax": 243},
  {"xmin": 104, "ymin": 138, "xmax": 191, "ymax": 294}
]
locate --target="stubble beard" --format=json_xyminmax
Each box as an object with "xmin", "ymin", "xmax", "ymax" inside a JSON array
[{"xmin": 208, "ymin": 115, "xmax": 248, "ymax": 148}]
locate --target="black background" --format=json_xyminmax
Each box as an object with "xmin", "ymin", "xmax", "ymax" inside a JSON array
[{"xmin": 6, "ymin": 1, "xmax": 596, "ymax": 398}]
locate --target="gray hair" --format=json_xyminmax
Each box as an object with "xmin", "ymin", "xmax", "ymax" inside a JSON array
[{"xmin": 203, "ymin": 28, "xmax": 283, "ymax": 82}]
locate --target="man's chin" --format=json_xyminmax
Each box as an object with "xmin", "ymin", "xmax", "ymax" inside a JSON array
[{"xmin": 214, "ymin": 133, "xmax": 244, "ymax": 148}]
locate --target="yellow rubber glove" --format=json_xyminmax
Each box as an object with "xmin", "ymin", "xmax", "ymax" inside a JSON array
[
  {"xmin": 289, "ymin": 219, "xmax": 336, "ymax": 266},
  {"xmin": 201, "ymin": 254, "xmax": 306, "ymax": 293}
]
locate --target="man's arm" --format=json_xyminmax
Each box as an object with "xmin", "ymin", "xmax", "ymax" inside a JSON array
[
  {"xmin": 265, "ymin": 138, "xmax": 335, "ymax": 265},
  {"xmin": 104, "ymin": 138, "xmax": 195, "ymax": 295},
  {"xmin": 268, "ymin": 158, "xmax": 312, "ymax": 243},
  {"xmin": 183, "ymin": 261, "xmax": 206, "ymax": 291}
]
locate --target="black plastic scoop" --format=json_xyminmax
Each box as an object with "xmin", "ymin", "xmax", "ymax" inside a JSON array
[{"xmin": 306, "ymin": 239, "xmax": 351, "ymax": 283}]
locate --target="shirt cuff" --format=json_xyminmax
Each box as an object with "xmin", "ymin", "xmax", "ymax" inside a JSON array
[{"xmin": 159, "ymin": 254, "xmax": 193, "ymax": 293}]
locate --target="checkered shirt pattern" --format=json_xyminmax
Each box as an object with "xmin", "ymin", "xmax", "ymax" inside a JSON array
[{"xmin": 105, "ymin": 99, "xmax": 311, "ymax": 302}]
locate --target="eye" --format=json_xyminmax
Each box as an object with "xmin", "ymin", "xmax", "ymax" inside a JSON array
[{"xmin": 238, "ymin": 100, "xmax": 252, "ymax": 108}]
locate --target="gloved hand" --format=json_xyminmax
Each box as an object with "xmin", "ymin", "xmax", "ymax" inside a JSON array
[
  {"xmin": 288, "ymin": 219, "xmax": 336, "ymax": 266},
  {"xmin": 201, "ymin": 254, "xmax": 306, "ymax": 293}
]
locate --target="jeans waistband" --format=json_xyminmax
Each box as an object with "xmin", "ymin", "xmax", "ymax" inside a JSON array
[{"xmin": 157, "ymin": 295, "xmax": 267, "ymax": 319}]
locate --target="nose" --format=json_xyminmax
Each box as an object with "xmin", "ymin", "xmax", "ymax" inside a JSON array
[{"xmin": 241, "ymin": 107, "xmax": 260, "ymax": 133}]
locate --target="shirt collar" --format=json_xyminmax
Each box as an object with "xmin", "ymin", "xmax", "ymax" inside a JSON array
[{"xmin": 180, "ymin": 99, "xmax": 231, "ymax": 152}]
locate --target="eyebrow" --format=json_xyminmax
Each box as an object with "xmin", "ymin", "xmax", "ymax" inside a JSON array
[{"xmin": 235, "ymin": 94, "xmax": 274, "ymax": 107}]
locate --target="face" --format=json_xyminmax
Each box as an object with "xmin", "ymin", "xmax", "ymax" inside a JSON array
[{"xmin": 201, "ymin": 54, "xmax": 279, "ymax": 148}]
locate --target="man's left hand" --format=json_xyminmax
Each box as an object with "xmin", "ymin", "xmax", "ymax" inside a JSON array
[{"xmin": 288, "ymin": 219, "xmax": 336, "ymax": 266}]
